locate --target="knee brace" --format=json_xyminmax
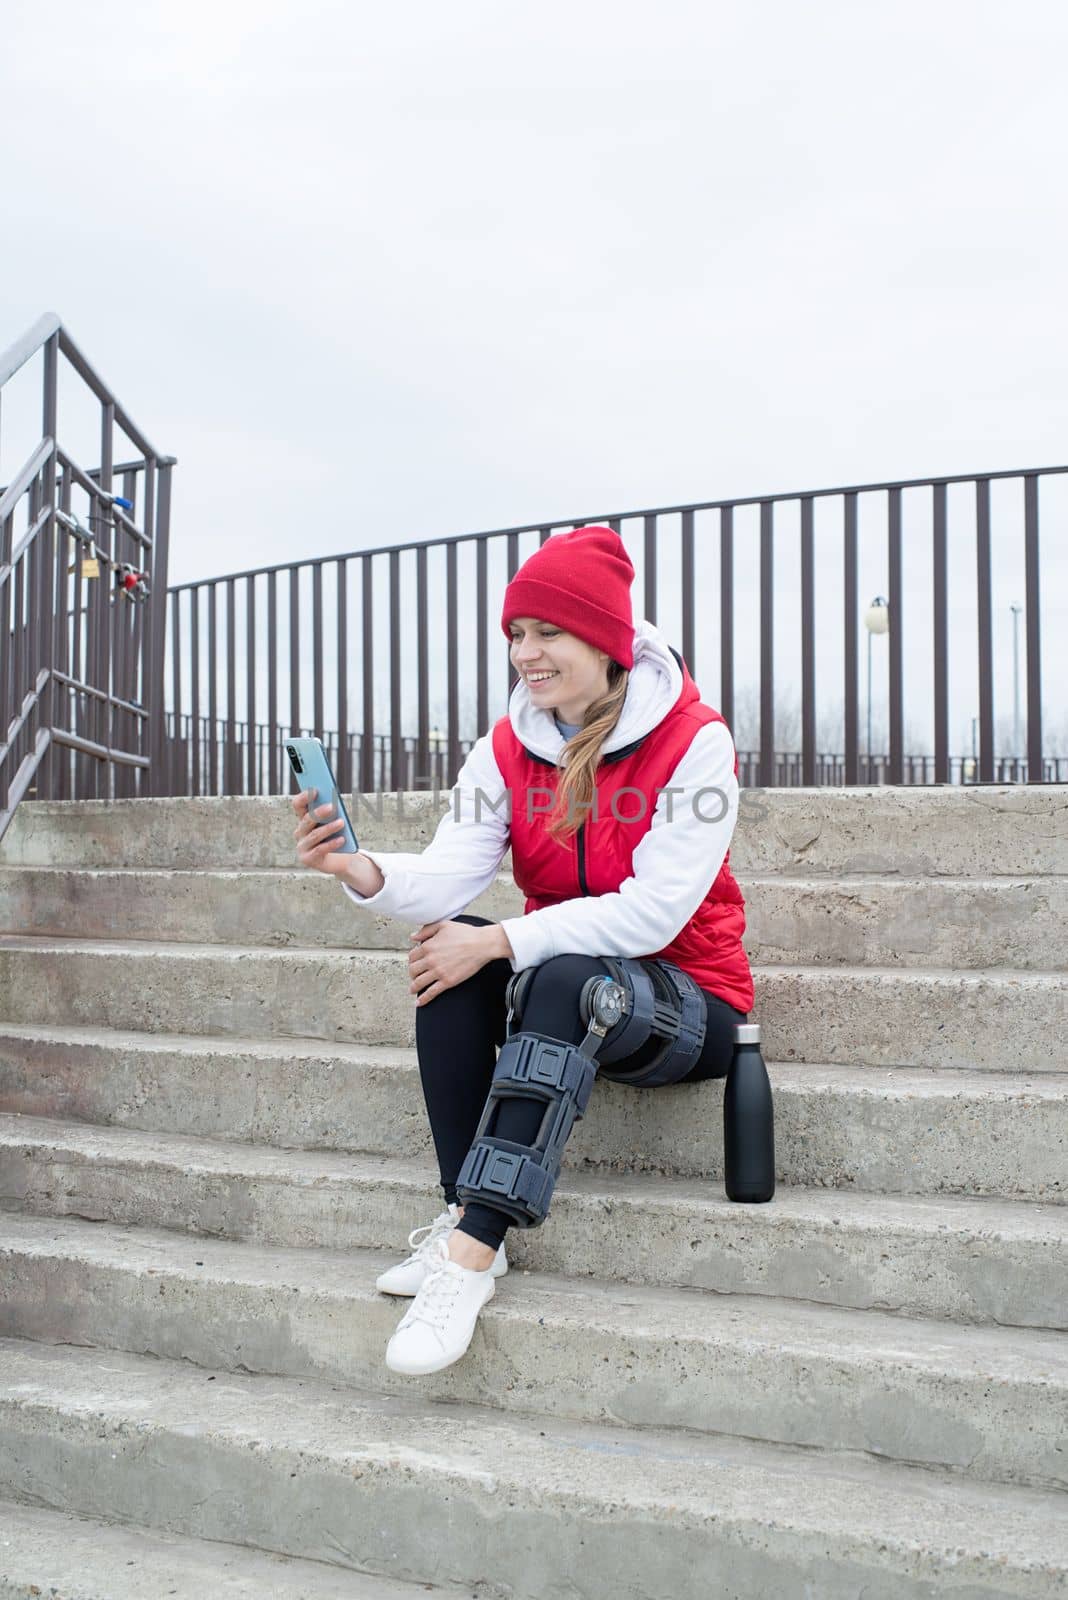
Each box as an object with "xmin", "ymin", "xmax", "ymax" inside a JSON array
[
  {"xmin": 455, "ymin": 955, "xmax": 707, "ymax": 1229},
  {"xmin": 454, "ymin": 1031, "xmax": 599, "ymax": 1228},
  {"xmin": 588, "ymin": 957, "xmax": 707, "ymax": 1088},
  {"xmin": 506, "ymin": 955, "xmax": 707, "ymax": 1089}
]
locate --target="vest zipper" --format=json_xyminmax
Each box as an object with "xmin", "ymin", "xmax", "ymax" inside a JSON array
[{"xmin": 577, "ymin": 822, "xmax": 589, "ymax": 894}]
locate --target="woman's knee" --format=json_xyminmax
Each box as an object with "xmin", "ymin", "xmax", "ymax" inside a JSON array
[
  {"xmin": 519, "ymin": 954, "xmax": 610, "ymax": 1044},
  {"xmin": 524, "ymin": 953, "xmax": 606, "ymax": 1005}
]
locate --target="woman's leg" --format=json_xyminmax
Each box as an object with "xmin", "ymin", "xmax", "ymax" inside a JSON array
[
  {"xmin": 413, "ymin": 914, "xmax": 513, "ymax": 1207},
  {"xmin": 643, "ymin": 988, "xmax": 747, "ymax": 1083},
  {"xmin": 454, "ymin": 959, "xmax": 748, "ymax": 1250},
  {"xmin": 455, "ymin": 951, "xmax": 616, "ymax": 1251}
]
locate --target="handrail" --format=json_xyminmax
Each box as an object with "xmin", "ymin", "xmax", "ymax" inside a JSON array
[
  {"xmin": 0, "ymin": 443, "xmax": 149, "ymax": 603},
  {"xmin": 0, "ymin": 728, "xmax": 51, "ymax": 837},
  {"xmin": 0, "ymin": 715, "xmax": 151, "ymax": 844},
  {"xmin": 50, "ymin": 669, "xmax": 150, "ymax": 719},
  {"xmin": 57, "ymin": 327, "xmax": 171, "ymax": 464},
  {"xmin": 2, "ymin": 670, "xmax": 149, "ymax": 768},
  {"xmin": 0, "ymin": 313, "xmax": 60, "ymax": 388},
  {"xmin": 0, "ymin": 315, "xmax": 172, "ymax": 468},
  {"xmin": 1, "ymin": 504, "xmax": 52, "ymax": 589},
  {"xmin": 2, "ymin": 447, "xmax": 154, "ymax": 550},
  {"xmin": 169, "ymin": 459, "xmax": 1068, "ymax": 591},
  {"xmin": 1, "ymin": 670, "xmax": 51, "ymax": 765},
  {"xmin": 0, "ymin": 312, "xmax": 174, "ymax": 830},
  {"xmin": 55, "ymin": 447, "xmax": 152, "ymax": 548},
  {"xmin": 0, "ymin": 455, "xmax": 161, "ymax": 502},
  {"xmin": 163, "ymin": 459, "xmax": 1057, "ymax": 798},
  {"xmin": 0, "ymin": 437, "xmax": 54, "ymax": 524}
]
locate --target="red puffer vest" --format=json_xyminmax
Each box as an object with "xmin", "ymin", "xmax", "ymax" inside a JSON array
[{"xmin": 491, "ymin": 649, "xmax": 754, "ymax": 1013}]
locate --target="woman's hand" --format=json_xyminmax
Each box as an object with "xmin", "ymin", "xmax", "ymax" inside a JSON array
[
  {"xmin": 408, "ymin": 919, "xmax": 501, "ymax": 1005},
  {"xmin": 291, "ymin": 788, "xmax": 351, "ymax": 880}
]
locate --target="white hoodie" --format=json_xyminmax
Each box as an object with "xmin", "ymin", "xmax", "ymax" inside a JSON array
[{"xmin": 342, "ymin": 618, "xmax": 739, "ymax": 973}]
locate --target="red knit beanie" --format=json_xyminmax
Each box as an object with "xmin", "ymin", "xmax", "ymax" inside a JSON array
[{"xmin": 500, "ymin": 525, "xmax": 636, "ymax": 669}]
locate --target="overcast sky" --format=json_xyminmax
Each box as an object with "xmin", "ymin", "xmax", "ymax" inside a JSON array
[{"xmin": 2, "ymin": 0, "xmax": 1066, "ymax": 757}]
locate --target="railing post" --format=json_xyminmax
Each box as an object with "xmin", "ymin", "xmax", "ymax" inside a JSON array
[
  {"xmin": 446, "ymin": 541, "xmax": 459, "ymax": 786},
  {"xmin": 360, "ymin": 552, "xmax": 374, "ymax": 794},
  {"xmin": 225, "ymin": 576, "xmax": 238, "ymax": 794},
  {"xmin": 758, "ymin": 501, "xmax": 774, "ymax": 788},
  {"xmin": 38, "ymin": 332, "xmax": 59, "ymax": 799},
  {"xmin": 932, "ymin": 483, "xmax": 949, "ymax": 784},
  {"xmin": 842, "ymin": 493, "xmax": 859, "ymax": 785},
  {"xmin": 719, "ymin": 506, "xmax": 734, "ymax": 734},
  {"xmin": 146, "ymin": 459, "xmax": 173, "ymax": 795},
  {"xmin": 800, "ymin": 496, "xmax": 816, "ymax": 786},
  {"xmin": 887, "ymin": 487, "xmax": 904, "ymax": 785},
  {"xmin": 97, "ymin": 401, "xmax": 115, "ymax": 799},
  {"xmin": 975, "ymin": 478, "xmax": 994, "ymax": 784},
  {"xmin": 1023, "ymin": 474, "xmax": 1042, "ymax": 783}
]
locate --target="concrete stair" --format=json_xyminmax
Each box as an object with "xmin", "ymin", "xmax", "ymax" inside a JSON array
[
  {"xmin": 2, "ymin": 1337, "xmax": 1066, "ymax": 1600},
  {"xmin": 0, "ymin": 785, "xmax": 1066, "ymax": 1597},
  {"xmin": 4, "ymin": 864, "xmax": 1067, "ymax": 970},
  {"xmin": 1, "ymin": 1025, "xmax": 1064, "ymax": 1201},
  {"xmin": 0, "ymin": 1498, "xmax": 453, "ymax": 1598},
  {"xmin": 0, "ymin": 934, "xmax": 1063, "ymax": 1071},
  {"xmin": 2, "ymin": 1211, "xmax": 1066, "ymax": 1490}
]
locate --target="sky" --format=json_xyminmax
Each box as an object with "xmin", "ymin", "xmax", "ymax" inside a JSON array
[{"xmin": 2, "ymin": 0, "xmax": 1066, "ymax": 760}]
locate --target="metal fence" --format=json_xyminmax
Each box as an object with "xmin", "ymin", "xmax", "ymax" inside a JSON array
[
  {"xmin": 162, "ymin": 713, "xmax": 1068, "ymax": 803},
  {"xmin": 3, "ymin": 310, "xmax": 1060, "ymax": 817},
  {"xmin": 164, "ymin": 465, "xmax": 1063, "ymax": 796},
  {"xmin": 0, "ymin": 314, "xmax": 174, "ymax": 842}
]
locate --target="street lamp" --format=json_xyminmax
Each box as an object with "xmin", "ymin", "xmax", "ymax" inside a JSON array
[{"xmin": 863, "ymin": 596, "xmax": 889, "ymax": 781}]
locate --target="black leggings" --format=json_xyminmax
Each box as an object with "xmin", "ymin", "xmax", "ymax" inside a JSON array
[{"xmin": 415, "ymin": 915, "xmax": 748, "ymax": 1252}]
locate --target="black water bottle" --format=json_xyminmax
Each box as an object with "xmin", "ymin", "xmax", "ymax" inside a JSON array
[{"xmin": 724, "ymin": 1022, "xmax": 775, "ymax": 1202}]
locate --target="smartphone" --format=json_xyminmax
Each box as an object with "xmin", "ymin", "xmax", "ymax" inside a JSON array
[{"xmin": 285, "ymin": 738, "xmax": 360, "ymax": 854}]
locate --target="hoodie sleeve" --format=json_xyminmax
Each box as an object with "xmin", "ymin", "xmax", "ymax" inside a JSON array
[
  {"xmin": 340, "ymin": 731, "xmax": 511, "ymax": 926},
  {"xmin": 498, "ymin": 720, "xmax": 739, "ymax": 972}
]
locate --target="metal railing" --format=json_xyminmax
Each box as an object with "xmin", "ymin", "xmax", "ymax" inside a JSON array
[
  {"xmin": 0, "ymin": 314, "xmax": 174, "ymax": 842},
  {"xmin": 162, "ymin": 712, "xmax": 1068, "ymax": 801},
  {"xmin": 164, "ymin": 465, "xmax": 1062, "ymax": 796},
  {"xmin": 5, "ymin": 314, "xmax": 1057, "ymax": 819}
]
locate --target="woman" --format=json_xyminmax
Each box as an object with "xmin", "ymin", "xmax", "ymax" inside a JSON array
[{"xmin": 292, "ymin": 525, "xmax": 753, "ymax": 1376}]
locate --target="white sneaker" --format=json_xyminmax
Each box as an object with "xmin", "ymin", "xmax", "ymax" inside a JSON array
[
  {"xmin": 375, "ymin": 1204, "xmax": 508, "ymax": 1296},
  {"xmin": 385, "ymin": 1235, "xmax": 497, "ymax": 1376}
]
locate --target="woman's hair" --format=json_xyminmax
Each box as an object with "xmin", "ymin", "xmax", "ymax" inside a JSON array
[{"xmin": 545, "ymin": 658, "xmax": 629, "ymax": 844}]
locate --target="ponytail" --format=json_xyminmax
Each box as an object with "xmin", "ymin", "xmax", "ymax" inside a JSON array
[{"xmin": 545, "ymin": 661, "xmax": 629, "ymax": 844}]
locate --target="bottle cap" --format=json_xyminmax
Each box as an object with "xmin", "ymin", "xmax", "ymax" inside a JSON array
[{"xmin": 734, "ymin": 1022, "xmax": 762, "ymax": 1045}]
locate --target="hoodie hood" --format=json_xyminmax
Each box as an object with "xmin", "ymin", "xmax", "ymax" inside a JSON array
[{"xmin": 508, "ymin": 618, "xmax": 693, "ymax": 760}]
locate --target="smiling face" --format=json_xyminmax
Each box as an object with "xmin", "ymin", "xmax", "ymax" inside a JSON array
[{"xmin": 508, "ymin": 616, "xmax": 612, "ymax": 725}]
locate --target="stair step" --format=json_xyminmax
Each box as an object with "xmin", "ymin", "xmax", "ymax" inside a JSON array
[
  {"xmin": 0, "ymin": 1336, "xmax": 1064, "ymax": 1599},
  {"xmin": 3, "ymin": 865, "xmax": 1066, "ymax": 970},
  {"xmin": 1, "ymin": 1115, "xmax": 1063, "ymax": 1328},
  {"xmin": 1, "ymin": 1023, "xmax": 1063, "ymax": 1202},
  {"xmin": 0, "ymin": 1497, "xmax": 454, "ymax": 1599},
  {"xmin": 3, "ymin": 1211, "xmax": 1065, "ymax": 1490},
  {"xmin": 1, "ymin": 935, "xmax": 1064, "ymax": 1070},
  {"xmin": 3, "ymin": 785, "xmax": 1066, "ymax": 875}
]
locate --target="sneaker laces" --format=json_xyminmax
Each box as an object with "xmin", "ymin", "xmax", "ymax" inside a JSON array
[
  {"xmin": 398, "ymin": 1237, "xmax": 466, "ymax": 1334},
  {"xmin": 403, "ymin": 1206, "xmax": 458, "ymax": 1263}
]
